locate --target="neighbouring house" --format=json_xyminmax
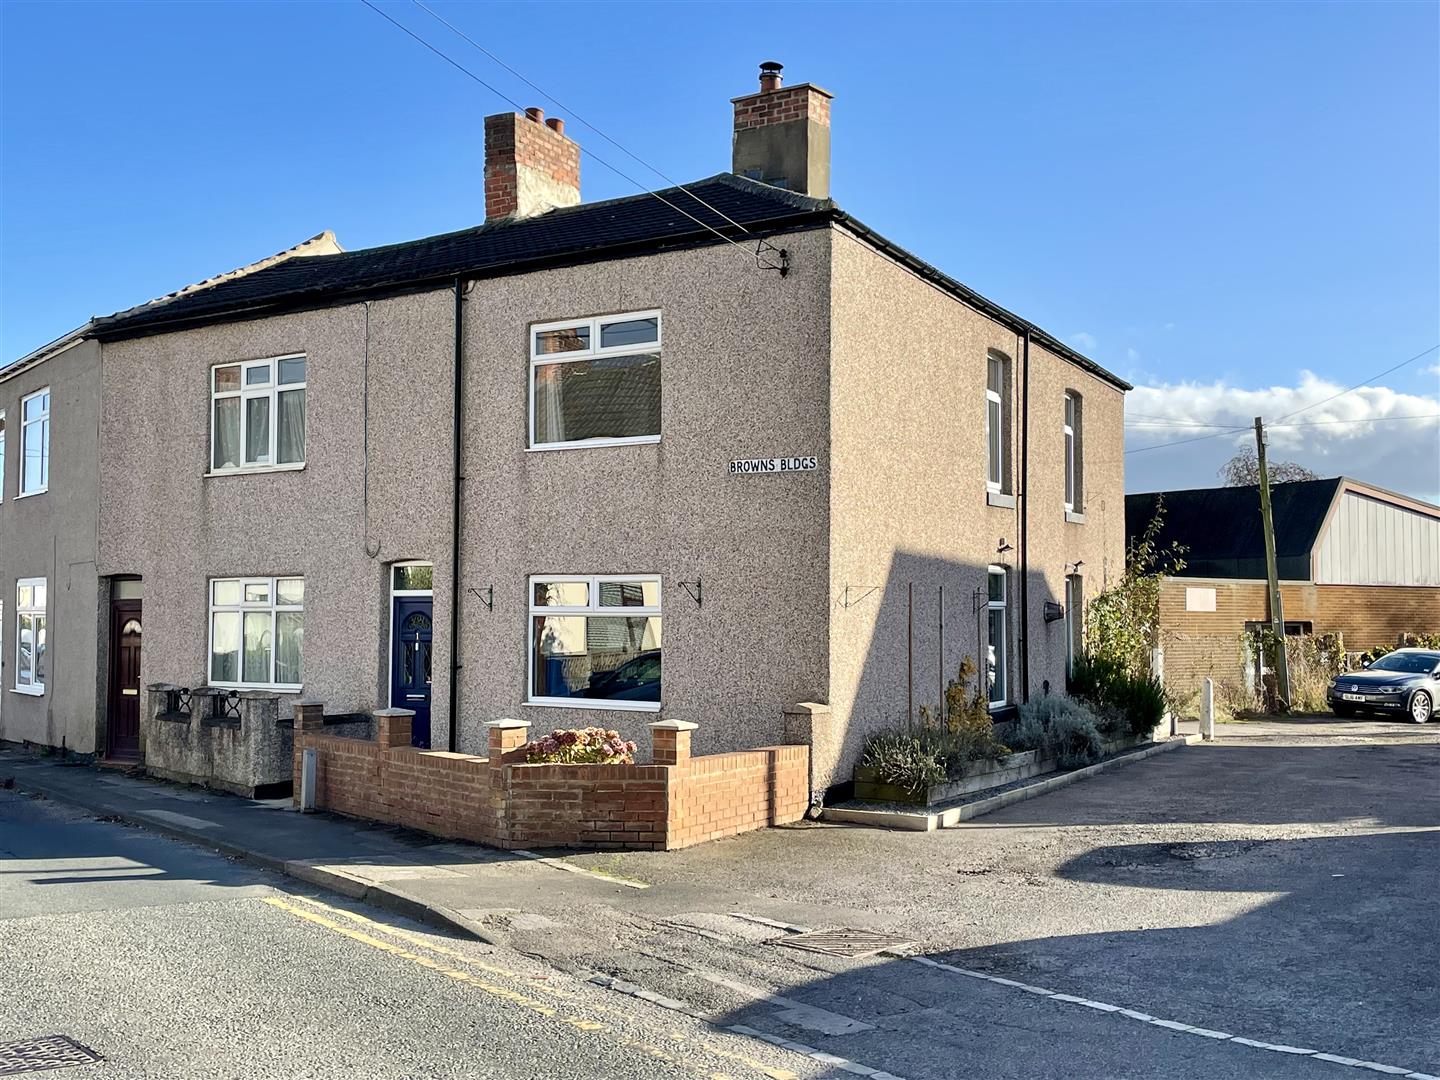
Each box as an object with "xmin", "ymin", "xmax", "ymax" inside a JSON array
[
  {"xmin": 2, "ymin": 63, "xmax": 1127, "ymax": 819},
  {"xmin": 1127, "ymin": 477, "xmax": 1440, "ymax": 695}
]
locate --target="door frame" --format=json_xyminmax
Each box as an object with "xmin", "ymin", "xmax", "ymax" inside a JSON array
[
  {"xmin": 387, "ymin": 561, "xmax": 434, "ymax": 709},
  {"xmin": 106, "ymin": 595, "xmax": 143, "ymax": 760}
]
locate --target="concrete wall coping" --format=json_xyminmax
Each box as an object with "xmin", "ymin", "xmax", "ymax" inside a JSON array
[
  {"xmin": 373, "ymin": 707, "xmax": 417, "ymax": 718},
  {"xmin": 648, "ymin": 719, "xmax": 699, "ymax": 731},
  {"xmin": 486, "ymin": 718, "xmax": 531, "ymax": 730},
  {"xmin": 783, "ymin": 701, "xmax": 832, "ymax": 716}
]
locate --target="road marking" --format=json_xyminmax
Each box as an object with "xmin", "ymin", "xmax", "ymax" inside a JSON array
[{"xmin": 264, "ymin": 896, "xmax": 787, "ymax": 1079}]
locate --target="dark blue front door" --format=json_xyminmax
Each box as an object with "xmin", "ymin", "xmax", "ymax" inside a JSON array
[{"xmin": 391, "ymin": 597, "xmax": 433, "ymax": 748}]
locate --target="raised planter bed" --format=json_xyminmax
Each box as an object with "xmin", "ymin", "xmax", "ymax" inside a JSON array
[{"xmin": 853, "ymin": 732, "xmax": 1150, "ymax": 807}]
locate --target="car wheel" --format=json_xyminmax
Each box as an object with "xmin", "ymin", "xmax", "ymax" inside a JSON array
[
  {"xmin": 1409, "ymin": 690, "xmax": 1433, "ymax": 724},
  {"xmin": 1332, "ymin": 703, "xmax": 1356, "ymax": 718}
]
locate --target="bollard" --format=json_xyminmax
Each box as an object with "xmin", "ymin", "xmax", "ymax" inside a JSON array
[
  {"xmin": 299, "ymin": 748, "xmax": 317, "ymax": 811},
  {"xmin": 1200, "ymin": 678, "xmax": 1215, "ymax": 741}
]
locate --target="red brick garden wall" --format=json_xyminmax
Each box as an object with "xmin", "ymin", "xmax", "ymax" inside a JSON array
[{"xmin": 292, "ymin": 710, "xmax": 809, "ymax": 852}]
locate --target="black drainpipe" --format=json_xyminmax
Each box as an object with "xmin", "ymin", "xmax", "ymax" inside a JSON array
[
  {"xmin": 448, "ymin": 277, "xmax": 464, "ymax": 752},
  {"xmin": 1018, "ymin": 328, "xmax": 1031, "ymax": 704}
]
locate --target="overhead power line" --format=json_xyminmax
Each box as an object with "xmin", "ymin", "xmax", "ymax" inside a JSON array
[{"xmin": 357, "ymin": 0, "xmax": 784, "ymax": 270}]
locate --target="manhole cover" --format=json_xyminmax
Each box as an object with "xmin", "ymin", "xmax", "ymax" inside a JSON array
[
  {"xmin": 0, "ymin": 1037, "xmax": 102, "ymax": 1076},
  {"xmin": 775, "ymin": 928, "xmax": 915, "ymax": 958}
]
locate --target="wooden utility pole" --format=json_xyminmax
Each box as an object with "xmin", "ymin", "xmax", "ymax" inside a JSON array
[{"xmin": 1254, "ymin": 417, "xmax": 1291, "ymax": 709}]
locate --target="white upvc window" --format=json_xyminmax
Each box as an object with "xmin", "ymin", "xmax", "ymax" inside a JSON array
[
  {"xmin": 986, "ymin": 566, "xmax": 1008, "ymax": 708},
  {"xmin": 0, "ymin": 410, "xmax": 6, "ymax": 502},
  {"xmin": 985, "ymin": 354, "xmax": 1005, "ymax": 492},
  {"xmin": 19, "ymin": 388, "xmax": 50, "ymax": 496},
  {"xmin": 208, "ymin": 576, "xmax": 305, "ymax": 689},
  {"xmin": 15, "ymin": 577, "xmax": 47, "ymax": 695},
  {"xmin": 528, "ymin": 574, "xmax": 661, "ymax": 711},
  {"xmin": 1064, "ymin": 391, "xmax": 1083, "ymax": 513},
  {"xmin": 211, "ymin": 356, "xmax": 306, "ymax": 473},
  {"xmin": 529, "ymin": 311, "xmax": 661, "ymax": 450}
]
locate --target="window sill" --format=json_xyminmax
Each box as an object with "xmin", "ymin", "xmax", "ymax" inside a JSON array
[
  {"xmin": 526, "ymin": 435, "xmax": 660, "ymax": 453},
  {"xmin": 14, "ymin": 488, "xmax": 48, "ymax": 500},
  {"xmin": 524, "ymin": 698, "xmax": 663, "ymax": 713},
  {"xmin": 208, "ymin": 682, "xmax": 304, "ymax": 693},
  {"xmin": 11, "ymin": 685, "xmax": 45, "ymax": 697},
  {"xmin": 1065, "ymin": 510, "xmax": 1086, "ymax": 524},
  {"xmin": 205, "ymin": 463, "xmax": 306, "ymax": 478},
  {"xmin": 986, "ymin": 491, "xmax": 1016, "ymax": 509}
]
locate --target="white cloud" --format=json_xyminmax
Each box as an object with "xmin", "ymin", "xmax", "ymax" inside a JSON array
[
  {"xmin": 1126, "ymin": 347, "xmax": 1141, "ymax": 364},
  {"xmin": 1125, "ymin": 371, "xmax": 1440, "ymax": 502},
  {"xmin": 1069, "ymin": 331, "xmax": 1098, "ymax": 351},
  {"xmin": 1424, "ymin": 362, "xmax": 1440, "ymax": 377}
]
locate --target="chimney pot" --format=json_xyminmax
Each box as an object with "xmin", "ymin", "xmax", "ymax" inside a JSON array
[
  {"xmin": 525, "ymin": 107, "xmax": 544, "ymax": 123},
  {"xmin": 759, "ymin": 60, "xmax": 783, "ymax": 93},
  {"xmin": 545, "ymin": 117, "xmax": 565, "ymax": 135}
]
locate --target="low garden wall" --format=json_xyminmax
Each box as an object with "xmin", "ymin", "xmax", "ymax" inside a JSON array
[{"xmin": 293, "ymin": 710, "xmax": 809, "ymax": 852}]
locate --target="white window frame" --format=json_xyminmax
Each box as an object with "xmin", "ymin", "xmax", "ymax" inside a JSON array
[
  {"xmin": 1064, "ymin": 392, "xmax": 1078, "ymax": 512},
  {"xmin": 526, "ymin": 573, "xmax": 662, "ymax": 712},
  {"xmin": 985, "ymin": 354, "xmax": 1004, "ymax": 493},
  {"xmin": 528, "ymin": 310, "xmax": 662, "ymax": 452},
  {"xmin": 0, "ymin": 408, "xmax": 6, "ymax": 503},
  {"xmin": 14, "ymin": 576, "xmax": 46, "ymax": 695},
  {"xmin": 207, "ymin": 576, "xmax": 304, "ymax": 690},
  {"xmin": 986, "ymin": 566, "xmax": 1008, "ymax": 709},
  {"xmin": 209, "ymin": 355, "xmax": 307, "ymax": 475},
  {"xmin": 18, "ymin": 388, "xmax": 49, "ymax": 498}
]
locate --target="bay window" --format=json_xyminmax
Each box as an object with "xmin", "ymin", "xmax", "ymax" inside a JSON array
[
  {"xmin": 15, "ymin": 577, "xmax": 47, "ymax": 694},
  {"xmin": 209, "ymin": 576, "xmax": 304, "ymax": 688},
  {"xmin": 528, "ymin": 575, "xmax": 661, "ymax": 709},
  {"xmin": 211, "ymin": 356, "xmax": 306, "ymax": 472},
  {"xmin": 530, "ymin": 312, "xmax": 661, "ymax": 449}
]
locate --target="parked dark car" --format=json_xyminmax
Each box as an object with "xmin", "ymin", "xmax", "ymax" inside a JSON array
[{"xmin": 1328, "ymin": 648, "xmax": 1439, "ymax": 723}]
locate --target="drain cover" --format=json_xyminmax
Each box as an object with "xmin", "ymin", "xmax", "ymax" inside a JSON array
[
  {"xmin": 775, "ymin": 928, "xmax": 915, "ymax": 958},
  {"xmin": 0, "ymin": 1037, "xmax": 102, "ymax": 1076}
]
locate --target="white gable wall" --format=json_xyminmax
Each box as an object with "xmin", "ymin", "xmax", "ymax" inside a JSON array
[{"xmin": 1314, "ymin": 489, "xmax": 1440, "ymax": 586}]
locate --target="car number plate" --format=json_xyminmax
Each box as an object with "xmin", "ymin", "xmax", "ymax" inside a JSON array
[{"xmin": 1341, "ymin": 693, "xmax": 1365, "ymax": 702}]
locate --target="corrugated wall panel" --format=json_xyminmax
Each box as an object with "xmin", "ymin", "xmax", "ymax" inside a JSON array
[{"xmin": 1315, "ymin": 491, "xmax": 1440, "ymax": 585}]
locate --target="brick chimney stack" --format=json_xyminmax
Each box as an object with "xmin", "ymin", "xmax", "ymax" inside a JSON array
[
  {"xmin": 484, "ymin": 107, "xmax": 580, "ymax": 221},
  {"xmin": 732, "ymin": 61, "xmax": 833, "ymax": 199}
]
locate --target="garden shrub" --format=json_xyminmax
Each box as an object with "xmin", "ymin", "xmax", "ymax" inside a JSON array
[
  {"xmin": 1012, "ymin": 694, "xmax": 1105, "ymax": 767},
  {"xmin": 525, "ymin": 727, "xmax": 638, "ymax": 765},
  {"xmin": 1069, "ymin": 652, "xmax": 1165, "ymax": 737},
  {"xmin": 859, "ymin": 730, "xmax": 947, "ymax": 793}
]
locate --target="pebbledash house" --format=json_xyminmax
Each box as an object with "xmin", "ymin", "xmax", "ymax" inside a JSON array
[{"xmin": 0, "ymin": 64, "xmax": 1128, "ymax": 837}]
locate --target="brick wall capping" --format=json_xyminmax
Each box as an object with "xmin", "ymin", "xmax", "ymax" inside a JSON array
[
  {"xmin": 373, "ymin": 707, "xmax": 417, "ymax": 718},
  {"xmin": 647, "ymin": 718, "xmax": 699, "ymax": 731},
  {"xmin": 295, "ymin": 697, "xmax": 326, "ymax": 707},
  {"xmin": 730, "ymin": 82, "xmax": 835, "ymax": 104},
  {"xmin": 783, "ymin": 701, "xmax": 832, "ymax": 716},
  {"xmin": 486, "ymin": 718, "xmax": 532, "ymax": 730}
]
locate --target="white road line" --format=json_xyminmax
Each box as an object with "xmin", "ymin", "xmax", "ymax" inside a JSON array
[{"xmin": 727, "ymin": 912, "xmax": 1436, "ymax": 1079}]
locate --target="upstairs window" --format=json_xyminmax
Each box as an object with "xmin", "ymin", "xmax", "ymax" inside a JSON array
[
  {"xmin": 212, "ymin": 356, "xmax": 306, "ymax": 473},
  {"xmin": 530, "ymin": 311, "xmax": 661, "ymax": 449},
  {"xmin": 985, "ymin": 354, "xmax": 1008, "ymax": 492},
  {"xmin": 15, "ymin": 577, "xmax": 47, "ymax": 694},
  {"xmin": 1064, "ymin": 391, "xmax": 1084, "ymax": 512},
  {"xmin": 0, "ymin": 410, "xmax": 6, "ymax": 502},
  {"xmin": 528, "ymin": 575, "xmax": 661, "ymax": 709},
  {"xmin": 209, "ymin": 576, "xmax": 305, "ymax": 688},
  {"xmin": 20, "ymin": 388, "xmax": 49, "ymax": 496}
]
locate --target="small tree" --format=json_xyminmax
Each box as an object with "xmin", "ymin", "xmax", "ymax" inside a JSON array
[
  {"xmin": 1084, "ymin": 498, "xmax": 1187, "ymax": 678},
  {"xmin": 1218, "ymin": 447, "xmax": 1318, "ymax": 486}
]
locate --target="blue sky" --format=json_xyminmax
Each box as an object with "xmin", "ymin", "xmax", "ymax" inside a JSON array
[{"xmin": 3, "ymin": 1, "xmax": 1437, "ymax": 496}]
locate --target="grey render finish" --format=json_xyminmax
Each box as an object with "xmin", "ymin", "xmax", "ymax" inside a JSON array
[
  {"xmin": 0, "ymin": 338, "xmax": 105, "ymax": 754},
  {"xmin": 92, "ymin": 221, "xmax": 1124, "ymax": 789}
]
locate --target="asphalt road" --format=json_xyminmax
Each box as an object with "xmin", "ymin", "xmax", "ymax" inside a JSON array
[{"xmin": 0, "ymin": 790, "xmax": 828, "ymax": 1080}]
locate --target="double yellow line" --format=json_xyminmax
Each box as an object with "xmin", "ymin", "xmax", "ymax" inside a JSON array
[{"xmin": 261, "ymin": 895, "xmax": 797, "ymax": 1080}]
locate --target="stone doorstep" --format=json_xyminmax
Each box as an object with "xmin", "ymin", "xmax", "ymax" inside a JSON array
[{"xmin": 823, "ymin": 736, "xmax": 1200, "ymax": 832}]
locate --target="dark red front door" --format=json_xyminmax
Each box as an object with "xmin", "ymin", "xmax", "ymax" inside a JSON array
[{"xmin": 107, "ymin": 600, "xmax": 142, "ymax": 760}]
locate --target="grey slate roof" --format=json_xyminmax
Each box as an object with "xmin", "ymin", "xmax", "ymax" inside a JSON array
[
  {"xmin": 86, "ymin": 173, "xmax": 1128, "ymax": 391},
  {"xmin": 1125, "ymin": 478, "xmax": 1343, "ymax": 581}
]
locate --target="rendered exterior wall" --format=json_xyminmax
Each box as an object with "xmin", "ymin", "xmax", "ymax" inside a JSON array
[
  {"xmin": 0, "ymin": 340, "xmax": 104, "ymax": 754},
  {"xmin": 454, "ymin": 231, "xmax": 832, "ymax": 760},
  {"xmin": 98, "ymin": 293, "xmax": 456, "ymax": 730},
  {"xmin": 824, "ymin": 228, "xmax": 1125, "ymax": 790}
]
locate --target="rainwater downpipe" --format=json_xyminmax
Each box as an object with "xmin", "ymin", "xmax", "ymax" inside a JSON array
[
  {"xmin": 448, "ymin": 277, "xmax": 465, "ymax": 753},
  {"xmin": 1018, "ymin": 328, "xmax": 1032, "ymax": 704}
]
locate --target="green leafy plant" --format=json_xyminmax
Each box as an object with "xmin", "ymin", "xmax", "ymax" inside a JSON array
[
  {"xmin": 1084, "ymin": 499, "xmax": 1187, "ymax": 681},
  {"xmin": 524, "ymin": 727, "xmax": 637, "ymax": 765},
  {"xmin": 1068, "ymin": 653, "xmax": 1166, "ymax": 736}
]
